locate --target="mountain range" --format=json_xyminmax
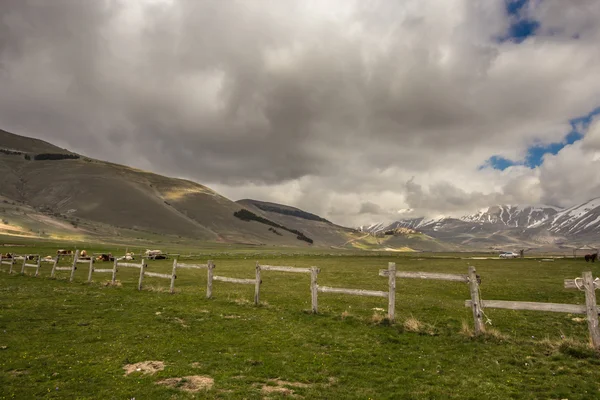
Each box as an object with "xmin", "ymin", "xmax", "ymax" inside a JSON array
[
  {"xmin": 359, "ymin": 200, "xmax": 600, "ymax": 250},
  {"xmin": 1, "ymin": 127, "xmax": 599, "ymax": 252}
]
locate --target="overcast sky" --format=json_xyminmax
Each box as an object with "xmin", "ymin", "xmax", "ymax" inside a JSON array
[{"xmin": 1, "ymin": 0, "xmax": 600, "ymax": 226}]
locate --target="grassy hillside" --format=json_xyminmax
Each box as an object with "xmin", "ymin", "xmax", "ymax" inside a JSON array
[
  {"xmin": 1, "ymin": 242, "xmax": 600, "ymax": 398},
  {"xmin": 0, "ymin": 129, "xmax": 341, "ymax": 247}
]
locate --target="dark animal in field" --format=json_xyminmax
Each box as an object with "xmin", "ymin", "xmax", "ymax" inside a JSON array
[
  {"xmin": 1, "ymin": 253, "xmax": 13, "ymax": 259},
  {"xmin": 96, "ymin": 253, "xmax": 114, "ymax": 262},
  {"xmin": 57, "ymin": 249, "xmax": 73, "ymax": 255},
  {"xmin": 585, "ymin": 253, "xmax": 598, "ymax": 262},
  {"xmin": 25, "ymin": 255, "xmax": 37, "ymax": 260}
]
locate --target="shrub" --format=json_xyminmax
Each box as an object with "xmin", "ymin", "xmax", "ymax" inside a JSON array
[
  {"xmin": 233, "ymin": 209, "xmax": 314, "ymax": 244},
  {"xmin": 33, "ymin": 153, "xmax": 79, "ymax": 161}
]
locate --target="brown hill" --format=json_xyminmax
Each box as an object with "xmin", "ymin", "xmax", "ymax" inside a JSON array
[{"xmin": 0, "ymin": 128, "xmax": 352, "ymax": 247}]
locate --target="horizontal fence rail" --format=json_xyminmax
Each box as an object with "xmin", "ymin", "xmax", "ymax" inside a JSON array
[
  {"xmin": 317, "ymin": 286, "xmax": 389, "ymax": 297},
  {"xmin": 255, "ymin": 263, "xmax": 317, "ymax": 309},
  {"xmin": 465, "ymin": 300, "xmax": 587, "ymax": 314},
  {"xmin": 379, "ymin": 269, "xmax": 468, "ymax": 283}
]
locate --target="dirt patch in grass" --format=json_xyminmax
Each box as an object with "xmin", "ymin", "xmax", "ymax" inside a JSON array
[
  {"xmin": 9, "ymin": 369, "xmax": 29, "ymax": 377},
  {"xmin": 156, "ymin": 375, "xmax": 214, "ymax": 392},
  {"xmin": 173, "ymin": 317, "xmax": 189, "ymax": 328},
  {"xmin": 102, "ymin": 280, "xmax": 122, "ymax": 287},
  {"xmin": 123, "ymin": 360, "xmax": 165, "ymax": 376},
  {"xmin": 259, "ymin": 378, "xmax": 311, "ymax": 397}
]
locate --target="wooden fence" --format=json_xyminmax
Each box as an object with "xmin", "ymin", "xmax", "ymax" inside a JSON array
[
  {"xmin": 19, "ymin": 254, "xmax": 41, "ymax": 277},
  {"xmin": 255, "ymin": 263, "xmax": 319, "ymax": 311},
  {"xmin": 466, "ymin": 270, "xmax": 600, "ymax": 347},
  {"xmin": 50, "ymin": 251, "xmax": 77, "ymax": 281},
  {"xmin": 316, "ymin": 262, "xmax": 396, "ymax": 321},
  {"xmin": 0, "ymin": 253, "xmax": 15, "ymax": 274},
  {"xmin": 3, "ymin": 252, "xmax": 600, "ymax": 348},
  {"xmin": 380, "ymin": 265, "xmax": 484, "ymax": 333}
]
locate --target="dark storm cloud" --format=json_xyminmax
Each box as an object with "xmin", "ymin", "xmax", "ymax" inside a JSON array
[{"xmin": 1, "ymin": 0, "xmax": 600, "ymax": 224}]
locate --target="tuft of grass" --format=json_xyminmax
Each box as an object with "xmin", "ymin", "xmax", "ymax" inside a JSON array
[
  {"xmin": 460, "ymin": 319, "xmax": 474, "ymax": 337},
  {"xmin": 403, "ymin": 316, "xmax": 437, "ymax": 335}
]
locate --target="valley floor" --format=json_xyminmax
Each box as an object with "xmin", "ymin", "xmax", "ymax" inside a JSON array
[{"xmin": 1, "ymin": 244, "xmax": 600, "ymax": 399}]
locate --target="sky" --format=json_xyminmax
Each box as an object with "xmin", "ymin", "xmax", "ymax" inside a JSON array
[{"xmin": 1, "ymin": 0, "xmax": 600, "ymax": 227}]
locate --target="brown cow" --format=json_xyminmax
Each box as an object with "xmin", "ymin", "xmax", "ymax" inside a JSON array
[{"xmin": 96, "ymin": 253, "xmax": 114, "ymax": 262}]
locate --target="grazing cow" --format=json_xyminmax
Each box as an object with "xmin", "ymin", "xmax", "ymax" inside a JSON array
[
  {"xmin": 144, "ymin": 249, "xmax": 166, "ymax": 260},
  {"xmin": 585, "ymin": 253, "xmax": 598, "ymax": 262},
  {"xmin": 1, "ymin": 253, "xmax": 13, "ymax": 259},
  {"xmin": 57, "ymin": 249, "xmax": 73, "ymax": 255},
  {"xmin": 43, "ymin": 255, "xmax": 54, "ymax": 261},
  {"xmin": 96, "ymin": 253, "xmax": 115, "ymax": 262}
]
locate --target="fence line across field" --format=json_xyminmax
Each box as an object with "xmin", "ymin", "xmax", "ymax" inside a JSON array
[{"xmin": 3, "ymin": 250, "xmax": 600, "ymax": 348}]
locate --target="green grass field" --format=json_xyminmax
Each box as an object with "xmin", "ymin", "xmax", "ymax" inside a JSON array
[{"xmin": 1, "ymin": 243, "xmax": 600, "ymax": 399}]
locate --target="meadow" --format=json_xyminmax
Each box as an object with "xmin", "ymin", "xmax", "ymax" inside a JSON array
[{"xmin": 1, "ymin": 242, "xmax": 600, "ymax": 399}]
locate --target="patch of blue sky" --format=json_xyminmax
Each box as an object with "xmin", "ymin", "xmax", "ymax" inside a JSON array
[
  {"xmin": 495, "ymin": 0, "xmax": 538, "ymax": 43},
  {"xmin": 481, "ymin": 107, "xmax": 600, "ymax": 171}
]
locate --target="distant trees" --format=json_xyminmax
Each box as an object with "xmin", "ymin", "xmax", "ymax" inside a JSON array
[
  {"xmin": 251, "ymin": 203, "xmax": 330, "ymax": 223},
  {"xmin": 234, "ymin": 209, "xmax": 314, "ymax": 244},
  {"xmin": 33, "ymin": 153, "xmax": 79, "ymax": 161}
]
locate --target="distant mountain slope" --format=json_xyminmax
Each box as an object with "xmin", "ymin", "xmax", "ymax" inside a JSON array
[
  {"xmin": 236, "ymin": 199, "xmax": 355, "ymax": 247},
  {"xmin": 0, "ymin": 128, "xmax": 331, "ymax": 246},
  {"xmin": 541, "ymin": 198, "xmax": 600, "ymax": 236}
]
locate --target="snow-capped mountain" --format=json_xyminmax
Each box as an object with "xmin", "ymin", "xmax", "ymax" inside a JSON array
[
  {"xmin": 460, "ymin": 205, "xmax": 560, "ymax": 228},
  {"xmin": 541, "ymin": 198, "xmax": 600, "ymax": 236},
  {"xmin": 358, "ymin": 198, "xmax": 600, "ymax": 247}
]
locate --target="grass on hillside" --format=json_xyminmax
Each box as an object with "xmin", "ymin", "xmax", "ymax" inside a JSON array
[{"xmin": 1, "ymin": 243, "xmax": 600, "ymax": 399}]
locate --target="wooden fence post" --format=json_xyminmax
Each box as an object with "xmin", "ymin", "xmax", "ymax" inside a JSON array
[
  {"xmin": 87, "ymin": 257, "xmax": 94, "ymax": 283},
  {"xmin": 468, "ymin": 266, "xmax": 484, "ymax": 335},
  {"xmin": 20, "ymin": 255, "xmax": 26, "ymax": 275},
  {"xmin": 51, "ymin": 255, "xmax": 59, "ymax": 278},
  {"xmin": 206, "ymin": 260, "xmax": 214, "ymax": 299},
  {"xmin": 9, "ymin": 255, "xmax": 15, "ymax": 274},
  {"xmin": 70, "ymin": 250, "xmax": 79, "ymax": 282},
  {"xmin": 582, "ymin": 271, "xmax": 600, "ymax": 348},
  {"xmin": 138, "ymin": 258, "xmax": 146, "ymax": 291},
  {"xmin": 388, "ymin": 262, "xmax": 396, "ymax": 323},
  {"xmin": 310, "ymin": 267, "xmax": 319, "ymax": 314},
  {"xmin": 111, "ymin": 257, "xmax": 118, "ymax": 285},
  {"xmin": 170, "ymin": 258, "xmax": 177, "ymax": 294},
  {"xmin": 254, "ymin": 262, "xmax": 261, "ymax": 306},
  {"xmin": 34, "ymin": 256, "xmax": 41, "ymax": 277}
]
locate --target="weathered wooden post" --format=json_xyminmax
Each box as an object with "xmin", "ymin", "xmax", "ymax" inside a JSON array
[
  {"xmin": 468, "ymin": 266, "xmax": 484, "ymax": 335},
  {"xmin": 254, "ymin": 262, "xmax": 261, "ymax": 305},
  {"xmin": 34, "ymin": 256, "xmax": 41, "ymax": 277},
  {"xmin": 111, "ymin": 257, "xmax": 118, "ymax": 284},
  {"xmin": 8, "ymin": 255, "xmax": 15, "ymax": 275},
  {"xmin": 582, "ymin": 271, "xmax": 600, "ymax": 348},
  {"xmin": 70, "ymin": 250, "xmax": 79, "ymax": 282},
  {"xmin": 87, "ymin": 257, "xmax": 94, "ymax": 283},
  {"xmin": 138, "ymin": 258, "xmax": 146, "ymax": 290},
  {"xmin": 169, "ymin": 258, "xmax": 177, "ymax": 294},
  {"xmin": 20, "ymin": 255, "xmax": 27, "ymax": 275},
  {"xmin": 206, "ymin": 260, "xmax": 214, "ymax": 298},
  {"xmin": 310, "ymin": 266, "xmax": 319, "ymax": 313},
  {"xmin": 50, "ymin": 255, "xmax": 59, "ymax": 278},
  {"xmin": 388, "ymin": 262, "xmax": 396, "ymax": 323}
]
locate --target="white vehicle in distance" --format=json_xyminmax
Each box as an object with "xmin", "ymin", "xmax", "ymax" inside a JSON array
[{"xmin": 499, "ymin": 251, "xmax": 519, "ymax": 259}]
